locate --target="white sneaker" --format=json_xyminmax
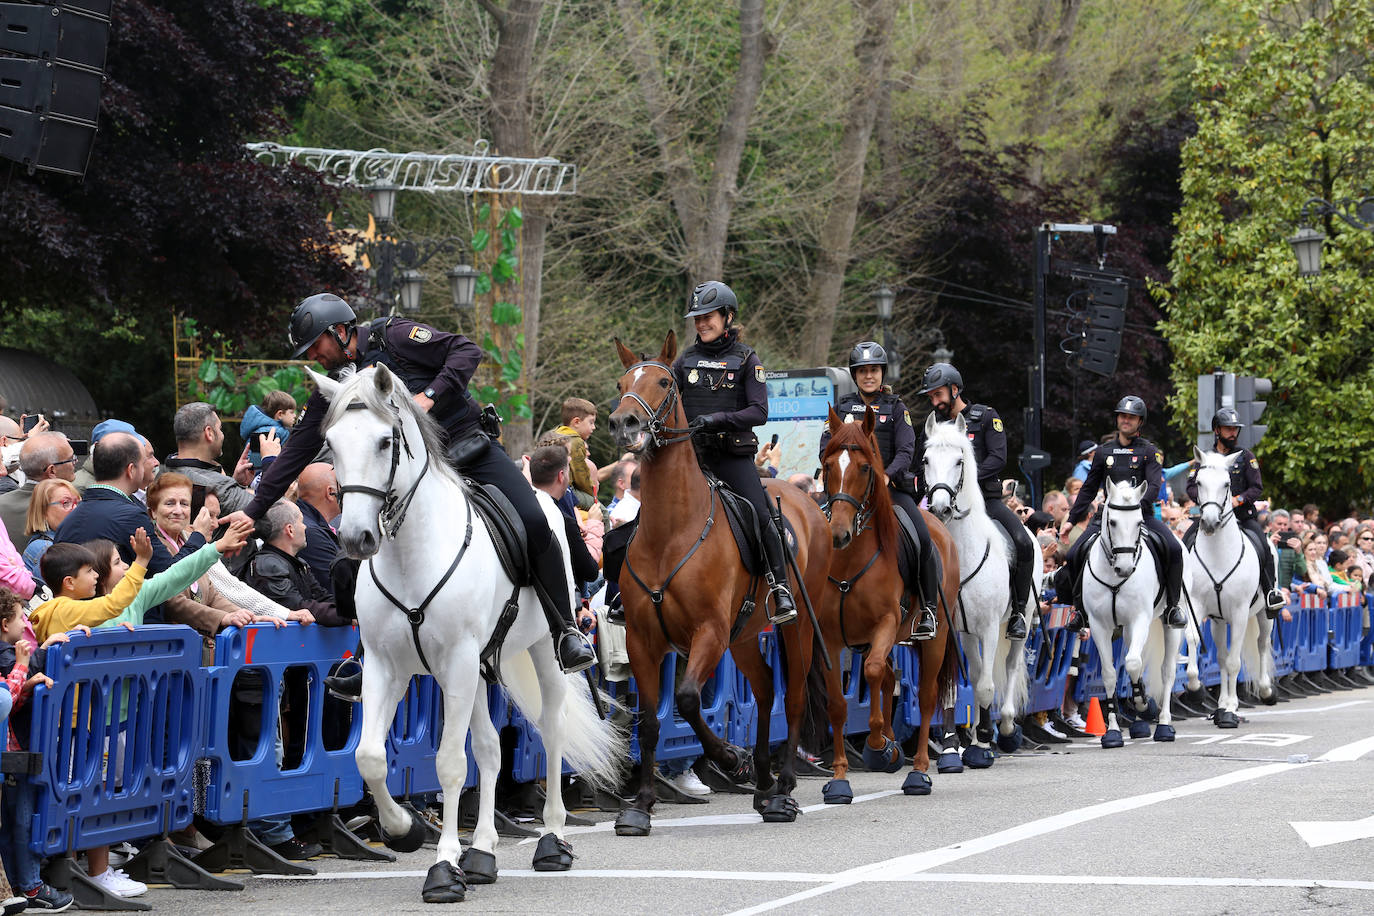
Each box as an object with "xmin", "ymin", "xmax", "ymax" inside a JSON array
[
  {"xmin": 92, "ymin": 867, "xmax": 147, "ymax": 898},
  {"xmin": 1064, "ymin": 713, "xmax": 1088, "ymax": 731},
  {"xmin": 1042, "ymin": 720, "xmax": 1067, "ymax": 739},
  {"xmin": 668, "ymin": 770, "xmax": 711, "ymax": 796}
]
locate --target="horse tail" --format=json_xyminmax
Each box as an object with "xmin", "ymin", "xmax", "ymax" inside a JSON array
[
  {"xmin": 1239, "ymin": 613, "xmax": 1272, "ymax": 700},
  {"xmin": 500, "ymin": 650, "xmax": 628, "ymax": 794},
  {"xmin": 937, "ymin": 618, "xmax": 961, "ymax": 709}
]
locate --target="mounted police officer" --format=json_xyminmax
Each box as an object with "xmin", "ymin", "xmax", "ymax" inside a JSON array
[
  {"xmin": 819, "ymin": 341, "xmax": 939, "ymax": 640},
  {"xmin": 919, "ymin": 362, "xmax": 1036, "ymax": 640},
  {"xmin": 220, "ymin": 294, "xmax": 596, "ymax": 688},
  {"xmin": 673, "ymin": 281, "xmax": 796, "ymax": 624},
  {"xmin": 1056, "ymin": 396, "xmax": 1186, "ymax": 630},
  {"xmin": 1184, "ymin": 407, "xmax": 1285, "ymax": 614}
]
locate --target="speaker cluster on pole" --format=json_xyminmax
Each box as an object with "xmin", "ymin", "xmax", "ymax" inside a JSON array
[{"xmin": 0, "ymin": 0, "xmax": 111, "ymax": 177}]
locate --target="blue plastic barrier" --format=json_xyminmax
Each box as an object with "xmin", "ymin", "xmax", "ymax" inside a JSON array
[
  {"xmin": 726, "ymin": 632, "xmax": 790, "ymax": 750},
  {"xmin": 1362, "ymin": 593, "xmax": 1374, "ymax": 667},
  {"xmin": 1293, "ymin": 595, "xmax": 1330, "ymax": 673},
  {"xmin": 203, "ymin": 623, "xmax": 362, "ymax": 826},
  {"xmin": 1327, "ymin": 593, "xmax": 1364, "ymax": 670},
  {"xmin": 617, "ymin": 651, "xmax": 731, "ymax": 764},
  {"xmin": 385, "ymin": 675, "xmax": 447, "ymax": 798},
  {"xmin": 840, "ymin": 648, "xmax": 873, "ymax": 736},
  {"xmin": 1272, "ymin": 600, "xmax": 1300, "ymax": 678},
  {"xmin": 1026, "ymin": 626, "xmax": 1074, "ymax": 714},
  {"xmin": 28, "ymin": 626, "xmax": 206, "ymax": 855}
]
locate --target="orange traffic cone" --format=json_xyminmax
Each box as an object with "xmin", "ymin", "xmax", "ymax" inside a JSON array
[{"xmin": 1083, "ymin": 697, "xmax": 1107, "ymax": 736}]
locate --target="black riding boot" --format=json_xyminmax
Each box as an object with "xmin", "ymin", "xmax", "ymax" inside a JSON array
[
  {"xmin": 760, "ymin": 515, "xmax": 798, "ymax": 625},
  {"xmin": 912, "ymin": 537, "xmax": 940, "ymax": 640},
  {"xmin": 530, "ymin": 546, "xmax": 597, "ymax": 673},
  {"xmin": 1006, "ymin": 557, "xmax": 1033, "ymax": 640},
  {"xmin": 1163, "ymin": 556, "xmax": 1186, "ymax": 629},
  {"xmin": 1260, "ymin": 548, "xmax": 1284, "ymax": 615},
  {"xmin": 1055, "ymin": 565, "xmax": 1086, "ymax": 632},
  {"xmin": 325, "ymin": 652, "xmax": 364, "ymax": 702}
]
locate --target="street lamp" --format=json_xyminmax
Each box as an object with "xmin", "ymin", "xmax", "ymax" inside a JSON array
[
  {"xmin": 873, "ymin": 284, "xmax": 895, "ymax": 322},
  {"xmin": 932, "ymin": 341, "xmax": 953, "ymax": 365},
  {"xmin": 359, "ymin": 186, "xmax": 474, "ymax": 317},
  {"xmin": 1289, "ymin": 195, "xmax": 1374, "ymax": 277},
  {"xmin": 872, "ymin": 284, "xmax": 900, "ymax": 381}
]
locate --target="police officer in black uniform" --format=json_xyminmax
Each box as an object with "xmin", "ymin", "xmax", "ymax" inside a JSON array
[
  {"xmin": 674, "ymin": 281, "xmax": 797, "ymax": 624},
  {"xmin": 1183, "ymin": 407, "xmax": 1285, "ymax": 614},
  {"xmin": 819, "ymin": 341, "xmax": 939, "ymax": 640},
  {"xmin": 1056, "ymin": 396, "xmax": 1186, "ymax": 629},
  {"xmin": 918, "ymin": 362, "xmax": 1036, "ymax": 640},
  {"xmin": 221, "ymin": 294, "xmax": 596, "ymax": 681}
]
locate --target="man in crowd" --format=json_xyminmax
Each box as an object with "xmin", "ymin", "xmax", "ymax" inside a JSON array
[
  {"xmin": 0, "ymin": 432, "xmax": 76, "ymax": 544},
  {"xmin": 0, "ymin": 416, "xmax": 24, "ymax": 495},
  {"xmin": 165, "ymin": 402, "xmax": 277, "ymax": 515},
  {"xmin": 295, "ymin": 462, "xmax": 342, "ymax": 595},
  {"xmin": 605, "ymin": 459, "xmax": 638, "ymax": 514},
  {"xmin": 528, "ymin": 445, "xmax": 600, "ymax": 632}
]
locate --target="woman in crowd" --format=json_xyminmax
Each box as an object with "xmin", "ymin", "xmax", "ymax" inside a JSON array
[
  {"xmin": 1292, "ymin": 531, "xmax": 1339, "ymax": 601},
  {"xmin": 1350, "ymin": 523, "xmax": 1374, "ymax": 582},
  {"xmin": 21, "ymin": 478, "xmax": 81, "ymax": 582}
]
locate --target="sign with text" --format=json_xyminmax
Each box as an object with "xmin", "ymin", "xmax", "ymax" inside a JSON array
[{"xmin": 760, "ymin": 367, "xmax": 853, "ymax": 483}]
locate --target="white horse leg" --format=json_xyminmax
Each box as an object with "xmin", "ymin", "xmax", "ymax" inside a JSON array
[
  {"xmin": 966, "ymin": 630, "xmax": 995, "ymax": 743},
  {"xmin": 433, "ymin": 675, "xmax": 481, "ymax": 866},
  {"xmin": 1122, "ymin": 618, "xmax": 1150, "ymax": 711},
  {"xmin": 465, "ymin": 688, "xmax": 502, "ymax": 861},
  {"xmin": 1214, "ymin": 617, "xmax": 1240, "ymax": 714},
  {"xmin": 1255, "ymin": 614, "xmax": 1276, "ymax": 701},
  {"xmin": 356, "ymin": 659, "xmax": 416, "ymax": 843},
  {"xmin": 1089, "ymin": 624, "xmax": 1122, "ymax": 739},
  {"xmin": 531, "ymin": 639, "xmax": 570, "ymax": 841},
  {"xmin": 1158, "ymin": 624, "xmax": 1183, "ymax": 728}
]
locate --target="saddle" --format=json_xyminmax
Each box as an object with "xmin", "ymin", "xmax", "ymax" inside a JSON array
[
  {"xmin": 892, "ymin": 505, "xmax": 924, "ymax": 601},
  {"xmin": 705, "ymin": 470, "xmax": 796, "ymax": 576},
  {"xmin": 464, "ymin": 479, "xmax": 530, "ymax": 586}
]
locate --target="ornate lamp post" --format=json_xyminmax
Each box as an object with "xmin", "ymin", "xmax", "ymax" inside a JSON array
[
  {"xmin": 360, "ymin": 183, "xmax": 476, "ymax": 318},
  {"xmin": 873, "ymin": 284, "xmax": 900, "ymax": 382},
  {"xmin": 1289, "ymin": 195, "xmax": 1374, "ymax": 277}
]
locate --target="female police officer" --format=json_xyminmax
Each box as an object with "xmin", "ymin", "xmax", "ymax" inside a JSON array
[
  {"xmin": 819, "ymin": 341, "xmax": 940, "ymax": 640},
  {"xmin": 673, "ymin": 281, "xmax": 796, "ymax": 624},
  {"xmin": 221, "ymin": 293, "xmax": 596, "ymax": 684}
]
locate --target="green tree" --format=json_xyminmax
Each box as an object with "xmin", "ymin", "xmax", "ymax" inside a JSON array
[{"xmin": 1159, "ymin": 0, "xmax": 1374, "ymax": 510}]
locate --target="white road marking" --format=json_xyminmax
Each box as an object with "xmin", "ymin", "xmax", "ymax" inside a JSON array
[
  {"xmin": 1291, "ymin": 813, "xmax": 1374, "ymax": 849},
  {"xmin": 257, "ymin": 869, "xmax": 1374, "ymax": 891},
  {"xmin": 1246, "ymin": 700, "xmax": 1367, "ymax": 718},
  {"xmin": 726, "ymin": 733, "xmax": 1374, "ymax": 915},
  {"xmin": 1318, "ymin": 734, "xmax": 1374, "ymax": 762}
]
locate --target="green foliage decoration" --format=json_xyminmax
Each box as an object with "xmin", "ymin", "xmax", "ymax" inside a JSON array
[{"xmin": 469, "ymin": 206, "xmax": 531, "ymax": 422}]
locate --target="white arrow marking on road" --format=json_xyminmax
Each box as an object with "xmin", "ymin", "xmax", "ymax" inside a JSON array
[
  {"xmin": 1318, "ymin": 734, "xmax": 1374, "ymax": 762},
  {"xmin": 1246, "ymin": 700, "xmax": 1368, "ymax": 718},
  {"xmin": 1221, "ymin": 733, "xmax": 1309, "ymax": 747},
  {"xmin": 1290, "ymin": 814, "xmax": 1374, "ymax": 849},
  {"xmin": 1189, "ymin": 735, "xmax": 1229, "ymax": 745}
]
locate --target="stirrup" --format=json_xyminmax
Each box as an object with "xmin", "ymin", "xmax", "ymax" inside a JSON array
[
  {"xmin": 767, "ymin": 585, "xmax": 797, "ymax": 625},
  {"xmin": 912, "ymin": 606, "xmax": 937, "ymax": 641},
  {"xmin": 1006, "ymin": 611, "xmax": 1028, "ymax": 640},
  {"xmin": 1265, "ymin": 589, "xmax": 1285, "ymax": 614},
  {"xmin": 557, "ymin": 630, "xmax": 596, "ymax": 674},
  {"xmin": 606, "ymin": 593, "xmax": 625, "ymax": 625},
  {"xmin": 324, "ymin": 659, "xmax": 364, "ymax": 703},
  {"xmin": 1164, "ymin": 605, "xmax": 1186, "ymax": 629},
  {"xmin": 1066, "ymin": 607, "xmax": 1087, "ymax": 633}
]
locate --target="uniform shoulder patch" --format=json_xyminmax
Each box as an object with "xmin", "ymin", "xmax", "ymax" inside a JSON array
[
  {"xmin": 904, "ymin": 410, "xmax": 912, "ymax": 426},
  {"xmin": 409, "ymin": 326, "xmax": 432, "ymax": 342},
  {"xmin": 755, "ymin": 365, "xmax": 765, "ymax": 382},
  {"xmin": 1249, "ymin": 458, "xmax": 1258, "ymax": 469},
  {"xmin": 1155, "ymin": 451, "xmax": 1163, "ymax": 464},
  {"xmin": 992, "ymin": 417, "xmax": 1003, "ymax": 433}
]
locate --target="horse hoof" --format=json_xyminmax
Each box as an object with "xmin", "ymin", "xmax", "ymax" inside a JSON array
[
  {"xmin": 1128, "ymin": 720, "xmax": 1152, "ymax": 740},
  {"xmin": 1101, "ymin": 730, "xmax": 1124, "ymax": 749},
  {"xmin": 760, "ymin": 794, "xmax": 800, "ymax": 823},
  {"xmin": 936, "ymin": 751, "xmax": 964, "ymax": 774},
  {"xmin": 1260, "ymin": 690, "xmax": 1278, "ymax": 707},
  {"xmin": 1144, "ymin": 698, "xmax": 1160, "ymax": 720},
  {"xmin": 821, "ymin": 779, "xmax": 853, "ymax": 804},
  {"xmin": 382, "ymin": 808, "xmax": 428, "ymax": 854},
  {"xmin": 725, "ymin": 746, "xmax": 755, "ymax": 784},
  {"xmin": 614, "ymin": 808, "xmax": 652, "ymax": 837},
  {"xmin": 962, "ymin": 745, "xmax": 994, "ymax": 769},
  {"xmin": 861, "ymin": 739, "xmax": 904, "ymax": 774},
  {"xmin": 1153, "ymin": 724, "xmax": 1176, "ymax": 742},
  {"xmin": 420, "ymin": 861, "xmax": 467, "ymax": 904},
  {"xmin": 901, "ymin": 771, "xmax": 933, "ymax": 796},
  {"xmin": 996, "ymin": 725, "xmax": 1023, "ymax": 754},
  {"xmin": 1214, "ymin": 710, "xmax": 1240, "ymax": 729},
  {"xmin": 532, "ymin": 832, "xmax": 575, "ymax": 871},
  {"xmin": 458, "ymin": 846, "xmax": 497, "ymax": 884}
]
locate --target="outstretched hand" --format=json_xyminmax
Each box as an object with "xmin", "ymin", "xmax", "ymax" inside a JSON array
[{"xmin": 130, "ymin": 527, "xmax": 154, "ymax": 565}]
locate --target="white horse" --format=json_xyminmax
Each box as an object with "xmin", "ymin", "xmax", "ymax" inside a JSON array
[
  {"xmin": 1081, "ymin": 478, "xmax": 1184, "ymax": 745},
  {"xmin": 1185, "ymin": 447, "xmax": 1276, "ymax": 725},
  {"xmin": 922, "ymin": 413, "xmax": 1035, "ymax": 767},
  {"xmin": 313, "ymin": 365, "xmax": 625, "ymax": 903}
]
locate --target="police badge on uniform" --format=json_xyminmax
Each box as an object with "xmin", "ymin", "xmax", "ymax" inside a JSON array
[
  {"xmin": 1106, "ymin": 455, "xmax": 1115, "ymax": 467},
  {"xmin": 409, "ymin": 326, "xmax": 432, "ymax": 342},
  {"xmin": 992, "ymin": 417, "xmax": 1003, "ymax": 432},
  {"xmin": 1250, "ymin": 458, "xmax": 1258, "ymax": 468},
  {"xmin": 1155, "ymin": 451, "xmax": 1163, "ymax": 464},
  {"xmin": 688, "ymin": 369, "xmax": 699, "ymax": 384},
  {"xmin": 904, "ymin": 410, "xmax": 912, "ymax": 426},
  {"xmin": 755, "ymin": 366, "xmax": 765, "ymax": 383}
]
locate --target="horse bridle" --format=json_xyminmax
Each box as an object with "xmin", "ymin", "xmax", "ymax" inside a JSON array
[
  {"xmin": 1102, "ymin": 499, "xmax": 1145, "ymax": 564},
  {"xmin": 820, "ymin": 444, "xmax": 876, "ymax": 535},
  {"xmin": 616, "ymin": 361, "xmax": 695, "ymax": 449},
  {"xmin": 1196, "ymin": 472, "xmax": 1236, "ymax": 532},
  {"xmin": 334, "ymin": 400, "xmax": 428, "ymax": 540},
  {"xmin": 925, "ymin": 454, "xmax": 970, "ymax": 520}
]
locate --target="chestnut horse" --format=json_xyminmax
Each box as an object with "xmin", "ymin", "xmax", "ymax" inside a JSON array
[
  {"xmin": 607, "ymin": 332, "xmax": 832, "ymax": 836},
  {"xmin": 817, "ymin": 406, "xmax": 962, "ymax": 800}
]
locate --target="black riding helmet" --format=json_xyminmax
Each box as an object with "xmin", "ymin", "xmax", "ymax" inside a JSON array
[
  {"xmin": 289, "ymin": 293, "xmax": 357, "ymax": 358},
  {"xmin": 1114, "ymin": 395, "xmax": 1147, "ymax": 422},
  {"xmin": 683, "ymin": 281, "xmax": 738, "ymax": 320},
  {"xmin": 918, "ymin": 362, "xmax": 963, "ymax": 397},
  {"xmin": 848, "ymin": 341, "xmax": 888, "ymax": 378},
  {"xmin": 1211, "ymin": 406, "xmax": 1245, "ymax": 429}
]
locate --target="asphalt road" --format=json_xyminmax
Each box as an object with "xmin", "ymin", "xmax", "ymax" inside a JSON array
[{"xmin": 139, "ymin": 686, "xmax": 1374, "ymax": 915}]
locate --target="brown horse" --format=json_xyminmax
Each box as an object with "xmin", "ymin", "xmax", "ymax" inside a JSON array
[
  {"xmin": 607, "ymin": 332, "xmax": 832, "ymax": 835},
  {"xmin": 816, "ymin": 405, "xmax": 961, "ymax": 799}
]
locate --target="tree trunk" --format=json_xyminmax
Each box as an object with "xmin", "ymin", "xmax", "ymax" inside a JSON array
[
  {"xmin": 616, "ymin": 0, "xmax": 772, "ymax": 340},
  {"xmin": 798, "ymin": 0, "xmax": 897, "ymax": 367},
  {"xmin": 484, "ymin": 0, "xmax": 544, "ymax": 456},
  {"xmin": 1020, "ymin": 0, "xmax": 1083, "ymax": 187}
]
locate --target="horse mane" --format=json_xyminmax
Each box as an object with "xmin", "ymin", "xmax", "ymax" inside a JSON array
[
  {"xmin": 321, "ymin": 367, "xmax": 464, "ymax": 489},
  {"xmin": 923, "ymin": 419, "xmax": 986, "ymax": 514},
  {"xmin": 823, "ymin": 419, "xmax": 898, "ymax": 552}
]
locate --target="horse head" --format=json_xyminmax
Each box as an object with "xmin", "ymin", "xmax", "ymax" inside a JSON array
[
  {"xmin": 922, "ymin": 411, "xmax": 976, "ymax": 522},
  {"xmin": 1192, "ymin": 445, "xmax": 1240, "ymax": 535},
  {"xmin": 821, "ymin": 405, "xmax": 890, "ymax": 549},
  {"xmin": 312, "ymin": 364, "xmax": 435, "ymax": 560},
  {"xmin": 1102, "ymin": 477, "xmax": 1149, "ymax": 576},
  {"xmin": 609, "ymin": 331, "xmax": 685, "ymax": 456}
]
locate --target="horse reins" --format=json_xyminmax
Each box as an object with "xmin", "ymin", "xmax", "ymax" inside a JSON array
[
  {"xmin": 820, "ymin": 445, "xmax": 877, "ymax": 536},
  {"xmin": 616, "ymin": 361, "xmax": 696, "ymax": 450},
  {"xmin": 1086, "ymin": 500, "xmax": 1146, "ymax": 628},
  {"xmin": 1193, "ymin": 486, "xmax": 1249, "ymax": 620}
]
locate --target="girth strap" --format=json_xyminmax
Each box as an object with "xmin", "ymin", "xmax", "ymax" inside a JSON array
[
  {"xmin": 368, "ymin": 496, "xmax": 474, "ymax": 673},
  {"xmin": 1190, "ymin": 521, "xmax": 1249, "ymax": 620},
  {"xmin": 624, "ymin": 485, "xmax": 718, "ymax": 654},
  {"xmin": 828, "ymin": 547, "xmax": 882, "ymax": 650}
]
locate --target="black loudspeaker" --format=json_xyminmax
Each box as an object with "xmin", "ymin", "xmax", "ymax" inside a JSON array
[{"xmin": 0, "ymin": 1, "xmax": 112, "ymax": 177}]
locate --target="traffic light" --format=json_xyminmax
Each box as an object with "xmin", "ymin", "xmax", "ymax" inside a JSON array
[
  {"xmin": 1076, "ymin": 277, "xmax": 1127, "ymax": 377},
  {"xmin": 0, "ymin": 1, "xmax": 111, "ymax": 177},
  {"xmin": 1234, "ymin": 375, "xmax": 1271, "ymax": 450}
]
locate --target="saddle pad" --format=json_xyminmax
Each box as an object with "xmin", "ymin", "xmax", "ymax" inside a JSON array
[
  {"xmin": 713, "ymin": 479, "xmax": 797, "ymax": 578},
  {"xmin": 892, "ymin": 505, "xmax": 925, "ymax": 597},
  {"xmin": 465, "ymin": 479, "xmax": 529, "ymax": 586}
]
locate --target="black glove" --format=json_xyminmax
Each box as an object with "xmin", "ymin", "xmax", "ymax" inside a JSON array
[{"xmin": 689, "ymin": 414, "xmax": 719, "ymax": 432}]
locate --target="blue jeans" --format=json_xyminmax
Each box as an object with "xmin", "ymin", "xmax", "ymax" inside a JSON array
[{"xmin": 1, "ymin": 775, "xmax": 41, "ymax": 893}]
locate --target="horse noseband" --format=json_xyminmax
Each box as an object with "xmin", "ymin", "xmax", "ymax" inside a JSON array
[
  {"xmin": 925, "ymin": 481, "xmax": 969, "ymax": 520},
  {"xmin": 616, "ymin": 362, "xmax": 694, "ymax": 450},
  {"xmin": 334, "ymin": 400, "xmax": 424, "ymax": 539}
]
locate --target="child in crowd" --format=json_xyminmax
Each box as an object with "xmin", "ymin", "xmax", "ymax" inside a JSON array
[
  {"xmin": 554, "ymin": 397, "xmax": 599, "ymax": 510},
  {"xmin": 240, "ymin": 390, "xmax": 297, "ymax": 469},
  {"xmin": 0, "ymin": 587, "xmax": 74, "ymax": 912}
]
